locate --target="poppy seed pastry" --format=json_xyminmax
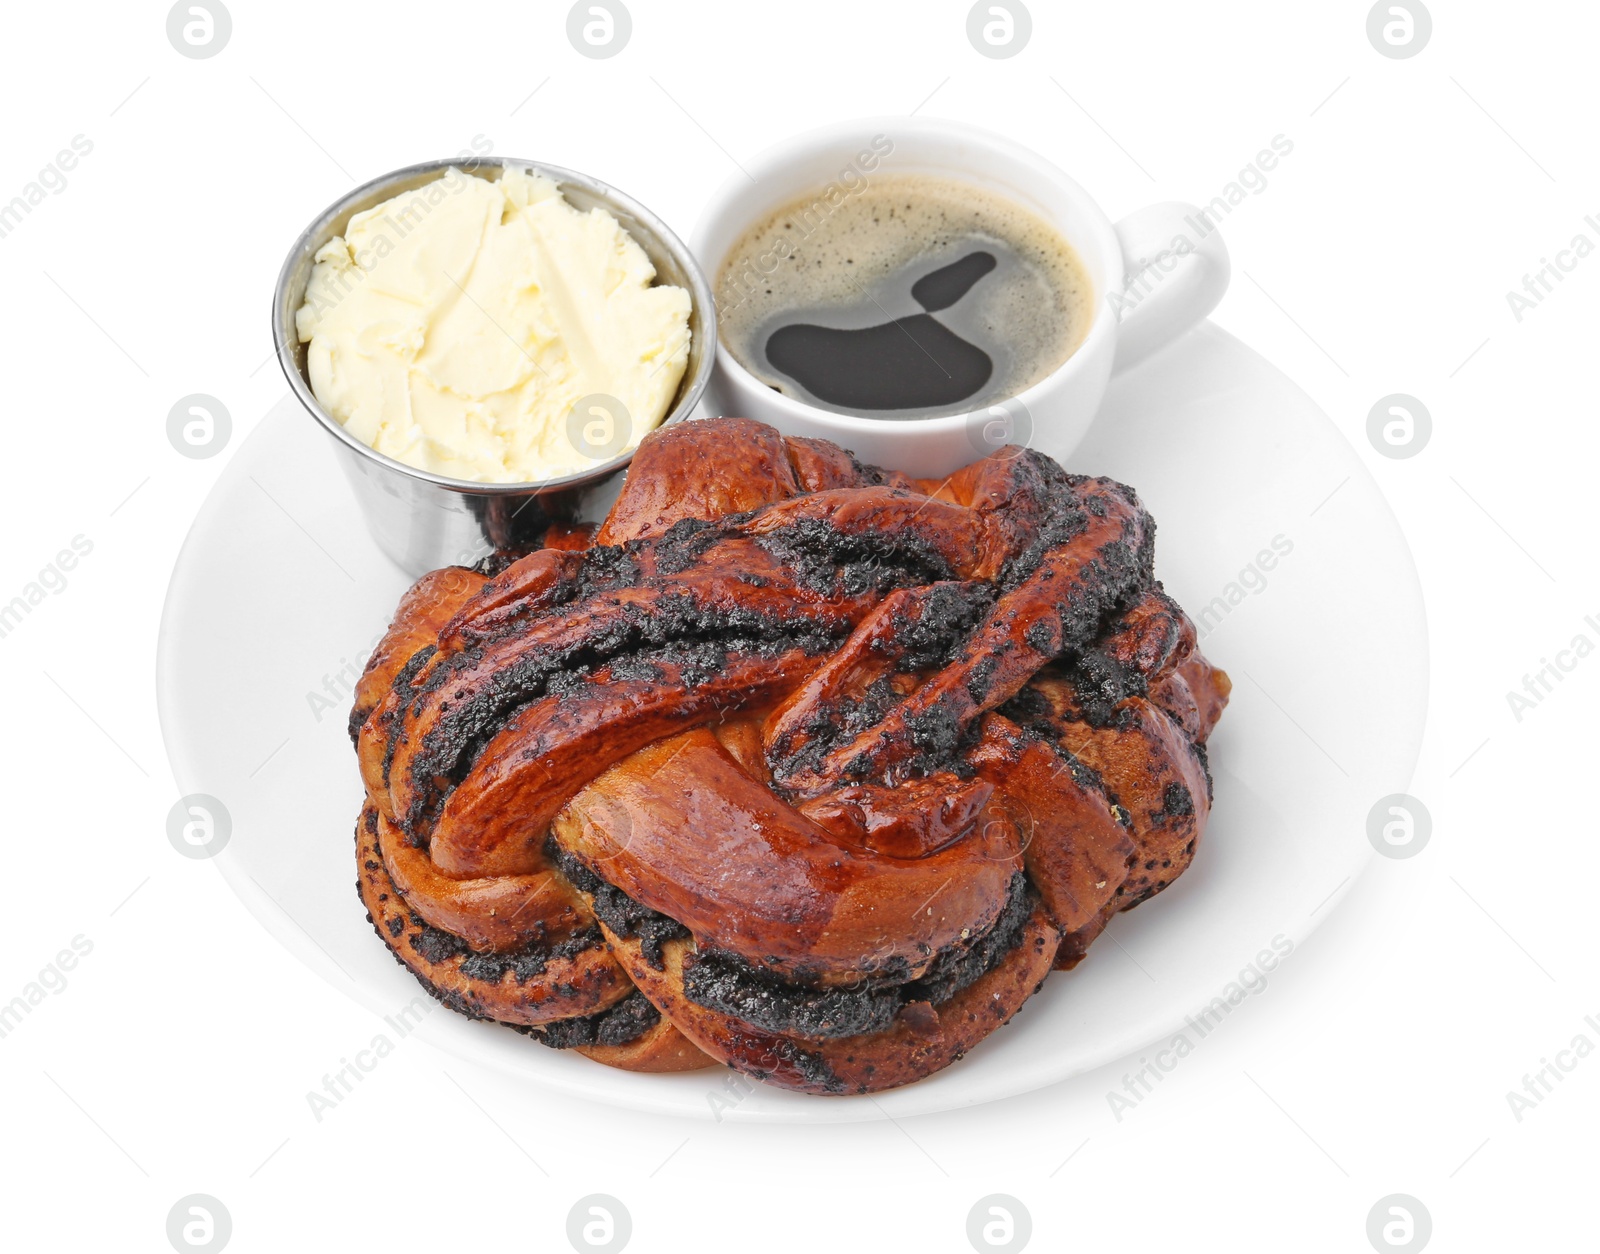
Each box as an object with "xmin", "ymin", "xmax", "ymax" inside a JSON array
[{"xmin": 350, "ymin": 416, "xmax": 1229, "ymax": 1093}]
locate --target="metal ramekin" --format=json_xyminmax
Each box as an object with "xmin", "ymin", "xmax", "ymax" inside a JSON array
[{"xmin": 272, "ymin": 157, "xmax": 716, "ymax": 576}]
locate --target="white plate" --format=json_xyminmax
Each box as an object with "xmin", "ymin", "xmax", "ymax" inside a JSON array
[{"xmin": 156, "ymin": 323, "xmax": 1426, "ymax": 1123}]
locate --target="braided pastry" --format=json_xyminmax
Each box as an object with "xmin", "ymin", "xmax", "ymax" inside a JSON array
[{"xmin": 351, "ymin": 417, "xmax": 1229, "ymax": 1093}]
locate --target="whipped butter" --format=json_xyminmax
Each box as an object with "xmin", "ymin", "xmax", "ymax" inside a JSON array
[{"xmin": 295, "ymin": 168, "xmax": 691, "ymax": 482}]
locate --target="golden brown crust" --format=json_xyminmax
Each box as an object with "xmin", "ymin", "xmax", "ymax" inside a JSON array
[
  {"xmin": 1035, "ymin": 689, "xmax": 1213, "ymax": 906},
  {"xmin": 353, "ymin": 566, "xmax": 488, "ymax": 805},
  {"xmin": 377, "ymin": 810, "xmax": 586, "ymax": 954},
  {"xmin": 432, "ymin": 549, "xmax": 585, "ymax": 654},
  {"xmin": 552, "ymin": 730, "xmax": 1022, "ymax": 986},
  {"xmin": 423, "ymin": 644, "xmax": 829, "ymax": 878},
  {"xmin": 969, "ymin": 720, "xmax": 1135, "ymax": 936},
  {"xmin": 574, "ymin": 1015, "xmax": 718, "ymax": 1073},
  {"xmin": 356, "ymin": 807, "xmax": 632, "ymax": 1027},
  {"xmin": 598, "ymin": 903, "xmax": 1060, "ymax": 1095},
  {"xmin": 594, "ymin": 416, "xmax": 800, "ymax": 545}
]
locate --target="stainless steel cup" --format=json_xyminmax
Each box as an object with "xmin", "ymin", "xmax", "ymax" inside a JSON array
[{"xmin": 272, "ymin": 157, "xmax": 716, "ymax": 576}]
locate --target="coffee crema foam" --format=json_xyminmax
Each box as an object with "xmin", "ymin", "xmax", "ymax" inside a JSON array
[{"xmin": 715, "ymin": 174, "xmax": 1094, "ymax": 419}]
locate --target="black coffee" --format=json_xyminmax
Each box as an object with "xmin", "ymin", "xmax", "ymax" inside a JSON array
[{"xmin": 716, "ymin": 175, "xmax": 1092, "ymax": 419}]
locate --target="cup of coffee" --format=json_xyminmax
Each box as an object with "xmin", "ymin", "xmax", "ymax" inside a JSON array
[{"xmin": 690, "ymin": 117, "xmax": 1230, "ymax": 477}]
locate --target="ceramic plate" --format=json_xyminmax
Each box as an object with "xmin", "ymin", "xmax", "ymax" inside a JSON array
[{"xmin": 156, "ymin": 323, "xmax": 1427, "ymax": 1122}]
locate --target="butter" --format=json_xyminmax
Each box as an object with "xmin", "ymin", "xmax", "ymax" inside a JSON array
[{"xmin": 295, "ymin": 168, "xmax": 691, "ymax": 483}]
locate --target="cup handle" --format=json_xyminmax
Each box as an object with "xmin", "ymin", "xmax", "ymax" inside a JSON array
[{"xmin": 1110, "ymin": 202, "xmax": 1231, "ymax": 374}]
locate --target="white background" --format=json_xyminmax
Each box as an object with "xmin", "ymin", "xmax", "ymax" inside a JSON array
[{"xmin": 1, "ymin": 1, "xmax": 1594, "ymax": 1250}]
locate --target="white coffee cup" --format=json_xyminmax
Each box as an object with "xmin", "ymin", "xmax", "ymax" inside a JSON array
[{"xmin": 690, "ymin": 117, "xmax": 1230, "ymax": 478}]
